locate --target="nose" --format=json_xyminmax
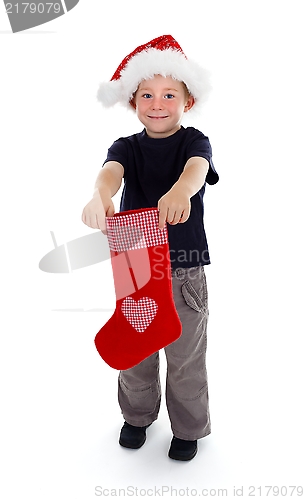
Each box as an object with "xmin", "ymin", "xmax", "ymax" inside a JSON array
[{"xmin": 151, "ymin": 96, "xmax": 163, "ymax": 110}]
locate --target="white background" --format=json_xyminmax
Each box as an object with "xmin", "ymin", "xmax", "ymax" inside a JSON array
[{"xmin": 1, "ymin": 1, "xmax": 304, "ymax": 499}]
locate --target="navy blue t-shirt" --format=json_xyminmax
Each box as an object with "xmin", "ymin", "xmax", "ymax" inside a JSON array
[{"xmin": 104, "ymin": 126, "xmax": 219, "ymax": 268}]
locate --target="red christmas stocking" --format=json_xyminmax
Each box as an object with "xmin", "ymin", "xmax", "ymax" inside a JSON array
[{"xmin": 94, "ymin": 207, "xmax": 182, "ymax": 370}]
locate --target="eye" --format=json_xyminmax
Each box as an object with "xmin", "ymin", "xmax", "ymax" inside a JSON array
[
  {"xmin": 164, "ymin": 94, "xmax": 174, "ymax": 99},
  {"xmin": 142, "ymin": 93, "xmax": 152, "ymax": 99}
]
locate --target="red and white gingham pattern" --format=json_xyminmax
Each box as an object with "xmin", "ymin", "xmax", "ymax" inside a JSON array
[
  {"xmin": 106, "ymin": 208, "xmax": 167, "ymax": 253},
  {"xmin": 121, "ymin": 297, "xmax": 158, "ymax": 333}
]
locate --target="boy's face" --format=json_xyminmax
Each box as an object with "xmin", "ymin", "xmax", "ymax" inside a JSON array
[{"xmin": 131, "ymin": 75, "xmax": 194, "ymax": 139}]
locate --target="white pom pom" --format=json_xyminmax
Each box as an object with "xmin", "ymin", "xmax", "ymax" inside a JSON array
[{"xmin": 96, "ymin": 80, "xmax": 122, "ymax": 107}]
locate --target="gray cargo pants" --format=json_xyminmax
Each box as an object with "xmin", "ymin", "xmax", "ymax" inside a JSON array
[{"xmin": 118, "ymin": 265, "xmax": 211, "ymax": 441}]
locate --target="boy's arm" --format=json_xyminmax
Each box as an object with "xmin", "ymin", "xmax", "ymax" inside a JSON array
[
  {"xmin": 82, "ymin": 161, "xmax": 124, "ymax": 231},
  {"xmin": 158, "ymin": 156, "xmax": 209, "ymax": 229}
]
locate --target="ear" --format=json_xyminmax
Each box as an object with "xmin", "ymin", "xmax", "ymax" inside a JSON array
[
  {"xmin": 129, "ymin": 97, "xmax": 137, "ymax": 110},
  {"xmin": 184, "ymin": 95, "xmax": 195, "ymax": 113}
]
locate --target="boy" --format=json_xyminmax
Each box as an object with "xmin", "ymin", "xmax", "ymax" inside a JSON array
[{"xmin": 82, "ymin": 35, "xmax": 219, "ymax": 461}]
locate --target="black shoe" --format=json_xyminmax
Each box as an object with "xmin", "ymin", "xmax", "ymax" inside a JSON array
[
  {"xmin": 119, "ymin": 421, "xmax": 151, "ymax": 449},
  {"xmin": 168, "ymin": 436, "xmax": 198, "ymax": 461}
]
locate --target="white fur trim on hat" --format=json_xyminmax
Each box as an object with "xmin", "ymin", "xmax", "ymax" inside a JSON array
[{"xmin": 97, "ymin": 47, "xmax": 211, "ymax": 111}]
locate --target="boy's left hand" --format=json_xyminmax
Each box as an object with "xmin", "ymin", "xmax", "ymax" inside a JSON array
[{"xmin": 158, "ymin": 185, "xmax": 191, "ymax": 229}]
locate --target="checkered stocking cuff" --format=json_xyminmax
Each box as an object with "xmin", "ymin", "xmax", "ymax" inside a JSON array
[{"xmin": 106, "ymin": 208, "xmax": 167, "ymax": 253}]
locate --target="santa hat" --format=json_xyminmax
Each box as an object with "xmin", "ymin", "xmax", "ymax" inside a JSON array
[{"xmin": 97, "ymin": 35, "xmax": 211, "ymax": 111}]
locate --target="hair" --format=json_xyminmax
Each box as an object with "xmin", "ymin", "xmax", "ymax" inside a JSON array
[{"xmin": 181, "ymin": 81, "xmax": 192, "ymax": 100}]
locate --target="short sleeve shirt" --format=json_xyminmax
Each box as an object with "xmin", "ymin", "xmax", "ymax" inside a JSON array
[{"xmin": 104, "ymin": 126, "xmax": 219, "ymax": 268}]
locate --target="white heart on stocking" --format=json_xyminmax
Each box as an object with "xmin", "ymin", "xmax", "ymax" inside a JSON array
[{"xmin": 121, "ymin": 297, "xmax": 158, "ymax": 333}]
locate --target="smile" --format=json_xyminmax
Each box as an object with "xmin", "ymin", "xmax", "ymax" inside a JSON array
[{"xmin": 147, "ymin": 115, "xmax": 168, "ymax": 119}]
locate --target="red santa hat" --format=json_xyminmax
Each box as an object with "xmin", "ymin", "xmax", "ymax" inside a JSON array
[{"xmin": 97, "ymin": 35, "xmax": 211, "ymax": 111}]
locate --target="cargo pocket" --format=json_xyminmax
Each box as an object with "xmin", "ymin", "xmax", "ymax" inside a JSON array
[
  {"xmin": 166, "ymin": 267, "xmax": 209, "ymax": 358},
  {"xmin": 119, "ymin": 376, "xmax": 160, "ymax": 413},
  {"xmin": 181, "ymin": 280, "xmax": 203, "ymax": 312},
  {"xmin": 181, "ymin": 279, "xmax": 208, "ymax": 318}
]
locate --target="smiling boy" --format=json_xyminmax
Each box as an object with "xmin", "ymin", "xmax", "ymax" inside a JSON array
[
  {"xmin": 131, "ymin": 75, "xmax": 193, "ymax": 139},
  {"xmin": 82, "ymin": 35, "xmax": 219, "ymax": 461}
]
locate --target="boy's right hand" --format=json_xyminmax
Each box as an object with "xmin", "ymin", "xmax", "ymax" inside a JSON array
[{"xmin": 81, "ymin": 189, "xmax": 115, "ymax": 234}]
